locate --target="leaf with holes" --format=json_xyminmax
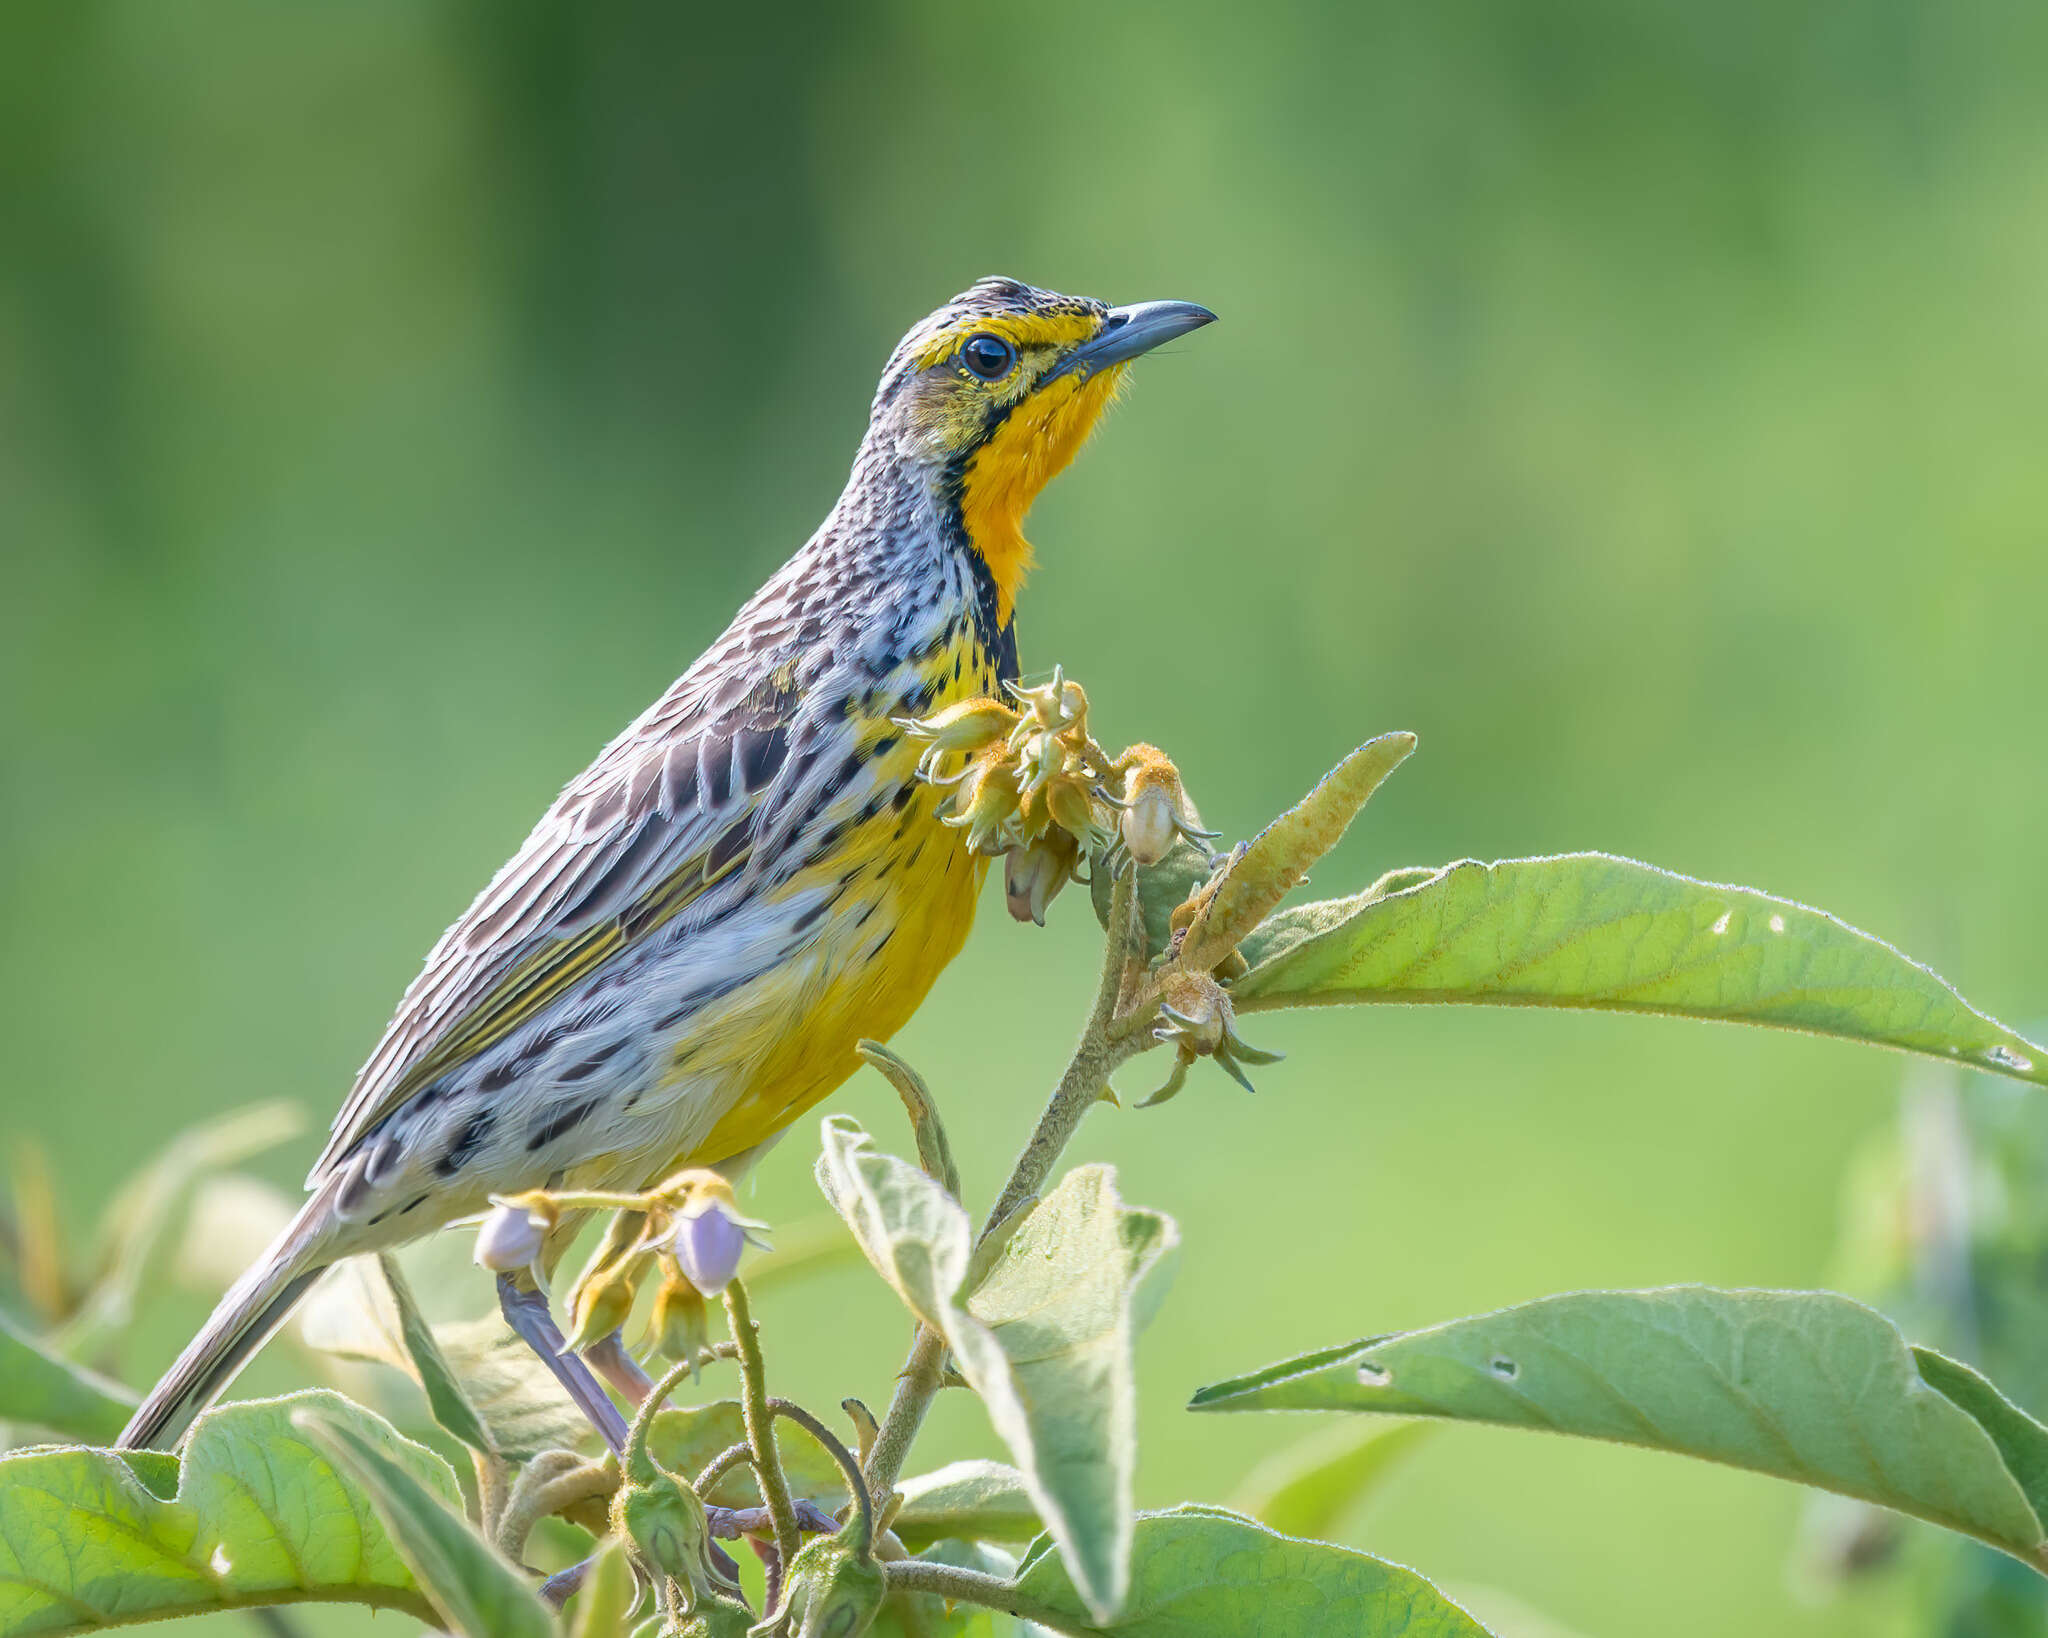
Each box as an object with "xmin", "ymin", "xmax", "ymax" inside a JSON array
[
  {"xmin": 1228, "ymin": 854, "xmax": 2048, "ymax": 1088},
  {"xmin": 1192, "ymin": 1287, "xmax": 2048, "ymax": 1568},
  {"xmin": 0, "ymin": 1391, "xmax": 451, "ymax": 1636},
  {"xmin": 1012, "ymin": 1505, "xmax": 1494, "ymax": 1636}
]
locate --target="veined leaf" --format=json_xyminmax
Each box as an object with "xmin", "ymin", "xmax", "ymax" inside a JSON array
[
  {"xmin": 376, "ymin": 1253, "xmax": 496, "ymax": 1454},
  {"xmin": 299, "ymin": 1262, "xmax": 594, "ymax": 1459},
  {"xmin": 1230, "ymin": 853, "xmax": 2048, "ymax": 1088},
  {"xmin": 1180, "ymin": 732, "xmax": 1417, "ymax": 973},
  {"xmin": 1192, "ymin": 1287, "xmax": 2048, "ymax": 1568},
  {"xmin": 0, "ymin": 1308, "xmax": 136, "ymax": 1444},
  {"xmin": 894, "ymin": 1459, "xmax": 1044, "ymax": 1549},
  {"xmin": 1012, "ymin": 1505, "xmax": 1494, "ymax": 1636},
  {"xmin": 645, "ymin": 1398, "xmax": 848, "ymax": 1509},
  {"xmin": 0, "ymin": 1391, "xmax": 450, "ymax": 1635},
  {"xmin": 1228, "ymin": 1419, "xmax": 1436, "ymax": 1540},
  {"xmin": 296, "ymin": 1401, "xmax": 555, "ymax": 1638},
  {"xmin": 817, "ymin": 1117, "xmax": 1179, "ymax": 1623}
]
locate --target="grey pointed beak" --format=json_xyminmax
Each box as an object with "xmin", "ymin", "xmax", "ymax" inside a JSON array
[{"xmin": 1044, "ymin": 299, "xmax": 1217, "ymax": 384}]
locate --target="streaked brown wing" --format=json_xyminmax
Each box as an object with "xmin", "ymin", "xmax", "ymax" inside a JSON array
[{"xmin": 311, "ymin": 662, "xmax": 801, "ymax": 1183}]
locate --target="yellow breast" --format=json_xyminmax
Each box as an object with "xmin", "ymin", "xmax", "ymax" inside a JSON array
[{"xmin": 681, "ymin": 631, "xmax": 1003, "ymax": 1165}]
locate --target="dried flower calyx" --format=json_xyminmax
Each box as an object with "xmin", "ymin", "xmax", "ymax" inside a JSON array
[
  {"xmin": 902, "ymin": 666, "xmax": 1116, "ymax": 866},
  {"xmin": 1140, "ymin": 971, "xmax": 1284, "ymax": 1107}
]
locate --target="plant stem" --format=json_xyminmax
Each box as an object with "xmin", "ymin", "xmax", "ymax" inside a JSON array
[
  {"xmin": 723, "ymin": 1279, "xmax": 801, "ymax": 1577},
  {"xmin": 767, "ymin": 1396, "xmax": 874, "ymax": 1551},
  {"xmin": 862, "ymin": 870, "xmax": 1149, "ymax": 1509},
  {"xmin": 882, "ymin": 1560, "xmax": 1092, "ymax": 1636},
  {"xmin": 493, "ymin": 1451, "xmax": 614, "ymax": 1561}
]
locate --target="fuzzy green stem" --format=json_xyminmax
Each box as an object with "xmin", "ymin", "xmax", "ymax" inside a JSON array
[
  {"xmin": 494, "ymin": 1451, "xmax": 614, "ymax": 1561},
  {"xmin": 723, "ymin": 1279, "xmax": 801, "ymax": 1577},
  {"xmin": 767, "ymin": 1396, "xmax": 874, "ymax": 1552},
  {"xmin": 861, "ymin": 869, "xmax": 1148, "ymax": 1510},
  {"xmin": 881, "ymin": 1560, "xmax": 1090, "ymax": 1636}
]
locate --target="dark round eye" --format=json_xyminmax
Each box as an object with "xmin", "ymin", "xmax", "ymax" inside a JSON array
[{"xmin": 960, "ymin": 332, "xmax": 1016, "ymax": 381}]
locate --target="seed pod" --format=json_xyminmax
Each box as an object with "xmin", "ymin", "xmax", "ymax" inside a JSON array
[
  {"xmin": 473, "ymin": 1197, "xmax": 555, "ymax": 1274},
  {"xmin": 672, "ymin": 1201, "xmax": 747, "ymax": 1295},
  {"xmin": 1004, "ymin": 830, "xmax": 1079, "ymax": 926},
  {"xmin": 1121, "ymin": 784, "xmax": 1179, "ymax": 866},
  {"xmin": 779, "ymin": 1533, "xmax": 887, "ymax": 1638}
]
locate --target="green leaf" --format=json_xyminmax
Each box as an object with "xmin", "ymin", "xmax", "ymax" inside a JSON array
[
  {"xmin": 893, "ymin": 1460, "xmax": 1044, "ymax": 1549},
  {"xmin": 376, "ymin": 1253, "xmax": 497, "ymax": 1454},
  {"xmin": 1228, "ymin": 1419, "xmax": 1436, "ymax": 1540},
  {"xmin": 1011, "ymin": 1505, "xmax": 1494, "ymax": 1636},
  {"xmin": 859, "ymin": 1038, "xmax": 965, "ymax": 1200},
  {"xmin": 568, "ymin": 1535, "xmax": 640, "ymax": 1638},
  {"xmin": 0, "ymin": 1390, "xmax": 450, "ymax": 1635},
  {"xmin": 1191, "ymin": 1287, "xmax": 2048, "ymax": 1567},
  {"xmin": 1089, "ymin": 834, "xmax": 1211, "ymax": 963},
  {"xmin": 299, "ymin": 1261, "xmax": 593, "ymax": 1459},
  {"xmin": 295, "ymin": 1401, "xmax": 555, "ymax": 1638},
  {"xmin": 644, "ymin": 1399, "xmax": 849, "ymax": 1509},
  {"xmin": 58, "ymin": 1101, "xmax": 302, "ymax": 1357},
  {"xmin": 0, "ymin": 1307, "xmax": 136, "ymax": 1443},
  {"xmin": 1180, "ymin": 732, "xmax": 1417, "ymax": 972},
  {"xmin": 817, "ymin": 1117, "xmax": 1179, "ymax": 1623},
  {"xmin": 1229, "ymin": 853, "xmax": 2048, "ymax": 1088}
]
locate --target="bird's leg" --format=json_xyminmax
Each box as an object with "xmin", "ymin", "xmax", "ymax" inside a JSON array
[
  {"xmin": 583, "ymin": 1329, "xmax": 655, "ymax": 1407},
  {"xmin": 495, "ymin": 1273, "xmax": 630, "ymax": 1454}
]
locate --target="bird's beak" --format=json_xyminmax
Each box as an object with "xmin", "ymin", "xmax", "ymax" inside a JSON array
[{"xmin": 1043, "ymin": 300, "xmax": 1217, "ymax": 385}]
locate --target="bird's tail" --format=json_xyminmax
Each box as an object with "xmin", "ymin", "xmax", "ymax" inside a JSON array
[{"xmin": 117, "ymin": 1177, "xmax": 342, "ymax": 1451}]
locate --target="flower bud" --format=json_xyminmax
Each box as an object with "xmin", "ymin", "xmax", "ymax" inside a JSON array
[
  {"xmin": 651, "ymin": 1268, "xmax": 711, "ymax": 1364},
  {"xmin": 1043, "ymin": 772, "xmax": 1103, "ymax": 847},
  {"xmin": 943, "ymin": 749, "xmax": 1023, "ymax": 855},
  {"xmin": 779, "ymin": 1535, "xmax": 886, "ymax": 1638},
  {"xmin": 1004, "ymin": 830, "xmax": 1079, "ymax": 926},
  {"xmin": 672, "ymin": 1199, "xmax": 748, "ymax": 1295},
  {"xmin": 901, "ymin": 697, "xmax": 1018, "ymax": 777},
  {"xmin": 473, "ymin": 1198, "xmax": 553, "ymax": 1274},
  {"xmin": 565, "ymin": 1251, "xmax": 643, "ymax": 1351}
]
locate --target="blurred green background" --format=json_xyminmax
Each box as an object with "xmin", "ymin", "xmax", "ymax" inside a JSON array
[{"xmin": 5, "ymin": 2, "xmax": 2048, "ymax": 1633}]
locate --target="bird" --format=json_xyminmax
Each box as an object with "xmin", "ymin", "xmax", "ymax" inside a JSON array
[{"xmin": 119, "ymin": 277, "xmax": 1216, "ymax": 1450}]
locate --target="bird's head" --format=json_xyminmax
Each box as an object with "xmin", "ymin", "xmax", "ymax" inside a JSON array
[{"xmin": 866, "ymin": 276, "xmax": 1215, "ymax": 621}]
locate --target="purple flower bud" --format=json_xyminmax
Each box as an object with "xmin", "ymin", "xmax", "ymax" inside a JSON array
[
  {"xmin": 474, "ymin": 1202, "xmax": 547, "ymax": 1273},
  {"xmin": 672, "ymin": 1201, "xmax": 748, "ymax": 1294}
]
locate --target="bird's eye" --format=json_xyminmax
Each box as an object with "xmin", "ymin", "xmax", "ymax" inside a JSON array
[{"xmin": 959, "ymin": 332, "xmax": 1016, "ymax": 381}]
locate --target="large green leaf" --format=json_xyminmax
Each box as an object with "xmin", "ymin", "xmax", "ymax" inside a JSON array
[
  {"xmin": 817, "ymin": 1117, "xmax": 1179, "ymax": 1623},
  {"xmin": 295, "ymin": 1402, "xmax": 555, "ymax": 1638},
  {"xmin": 1192, "ymin": 1287, "xmax": 2048, "ymax": 1568},
  {"xmin": 893, "ymin": 1460, "xmax": 1044, "ymax": 1549},
  {"xmin": 1227, "ymin": 1419, "xmax": 1436, "ymax": 1540},
  {"xmin": 1011, "ymin": 1505, "xmax": 1493, "ymax": 1636},
  {"xmin": 0, "ymin": 1309, "xmax": 135, "ymax": 1444},
  {"xmin": 0, "ymin": 1391, "xmax": 451, "ymax": 1634},
  {"xmin": 1229, "ymin": 853, "xmax": 2048, "ymax": 1088}
]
